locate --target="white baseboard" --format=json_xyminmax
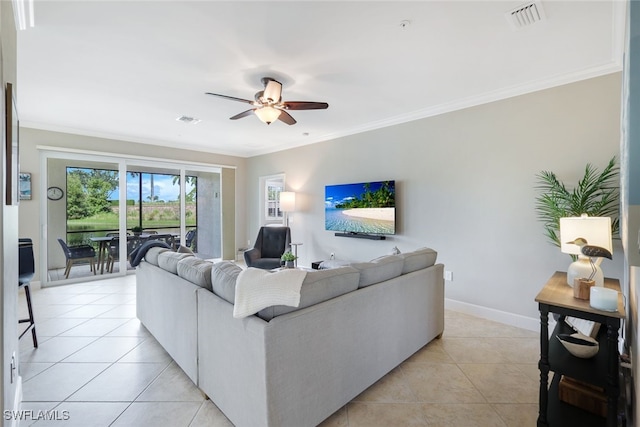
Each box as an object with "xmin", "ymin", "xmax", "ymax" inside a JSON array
[
  {"xmin": 445, "ymin": 298, "xmax": 539, "ymax": 332},
  {"xmin": 12, "ymin": 376, "xmax": 22, "ymax": 427}
]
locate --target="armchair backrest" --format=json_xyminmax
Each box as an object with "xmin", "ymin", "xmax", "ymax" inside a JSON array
[{"xmin": 255, "ymin": 226, "xmax": 291, "ymax": 259}]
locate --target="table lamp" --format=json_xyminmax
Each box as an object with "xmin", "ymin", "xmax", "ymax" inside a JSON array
[{"xmin": 559, "ymin": 214, "xmax": 612, "ymax": 287}]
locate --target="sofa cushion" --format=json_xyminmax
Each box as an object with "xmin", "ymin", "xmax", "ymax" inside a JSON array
[
  {"xmin": 350, "ymin": 255, "xmax": 404, "ymax": 288},
  {"xmin": 158, "ymin": 251, "xmax": 194, "ymax": 274},
  {"xmin": 144, "ymin": 247, "xmax": 171, "ymax": 266},
  {"xmin": 399, "ymin": 247, "xmax": 437, "ymax": 274},
  {"xmin": 177, "ymin": 257, "xmax": 213, "ymax": 290},
  {"xmin": 211, "ymin": 261, "xmax": 243, "ymax": 303},
  {"xmin": 257, "ymin": 266, "xmax": 360, "ymax": 321}
]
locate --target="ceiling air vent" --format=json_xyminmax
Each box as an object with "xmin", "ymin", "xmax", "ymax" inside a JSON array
[
  {"xmin": 176, "ymin": 115, "xmax": 201, "ymax": 125},
  {"xmin": 506, "ymin": 1, "xmax": 546, "ymax": 30}
]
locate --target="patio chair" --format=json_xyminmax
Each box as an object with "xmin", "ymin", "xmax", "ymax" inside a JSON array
[
  {"xmin": 146, "ymin": 233, "xmax": 175, "ymax": 249},
  {"xmin": 106, "ymin": 236, "xmax": 145, "ymax": 273},
  {"xmin": 57, "ymin": 238, "xmax": 97, "ymax": 279}
]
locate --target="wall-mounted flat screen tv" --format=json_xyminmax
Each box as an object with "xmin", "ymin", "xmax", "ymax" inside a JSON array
[{"xmin": 325, "ymin": 180, "xmax": 396, "ymax": 235}]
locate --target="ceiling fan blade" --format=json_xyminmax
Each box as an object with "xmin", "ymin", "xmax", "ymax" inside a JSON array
[
  {"xmin": 205, "ymin": 92, "xmax": 254, "ymax": 105},
  {"xmin": 262, "ymin": 78, "xmax": 282, "ymax": 103},
  {"xmin": 277, "ymin": 110, "xmax": 297, "ymax": 125},
  {"xmin": 282, "ymin": 101, "xmax": 329, "ymax": 110},
  {"xmin": 229, "ymin": 109, "xmax": 255, "ymax": 120}
]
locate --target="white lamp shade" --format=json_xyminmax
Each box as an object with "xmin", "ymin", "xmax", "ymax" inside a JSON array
[
  {"xmin": 255, "ymin": 106, "xmax": 281, "ymax": 124},
  {"xmin": 279, "ymin": 192, "xmax": 296, "ymax": 212},
  {"xmin": 559, "ymin": 215, "xmax": 612, "ymax": 255}
]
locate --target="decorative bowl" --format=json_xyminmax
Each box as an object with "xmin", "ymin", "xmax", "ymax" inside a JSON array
[{"xmin": 557, "ymin": 333, "xmax": 599, "ymax": 358}]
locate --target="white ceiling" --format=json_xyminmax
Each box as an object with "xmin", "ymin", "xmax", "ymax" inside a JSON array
[{"xmin": 17, "ymin": 1, "xmax": 625, "ymax": 158}]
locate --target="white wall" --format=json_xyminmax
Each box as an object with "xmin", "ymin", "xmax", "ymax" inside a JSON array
[{"xmin": 246, "ymin": 74, "xmax": 624, "ymax": 326}]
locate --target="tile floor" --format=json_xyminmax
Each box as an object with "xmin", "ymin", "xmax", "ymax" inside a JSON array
[{"xmin": 19, "ymin": 274, "xmax": 540, "ymax": 426}]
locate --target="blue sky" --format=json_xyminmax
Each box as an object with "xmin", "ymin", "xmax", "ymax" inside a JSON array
[
  {"xmin": 110, "ymin": 174, "xmax": 194, "ymax": 202},
  {"xmin": 325, "ymin": 181, "xmax": 394, "ymax": 208}
]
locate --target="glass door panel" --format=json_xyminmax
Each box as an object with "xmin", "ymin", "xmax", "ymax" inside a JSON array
[{"xmin": 46, "ymin": 157, "xmax": 120, "ymax": 282}]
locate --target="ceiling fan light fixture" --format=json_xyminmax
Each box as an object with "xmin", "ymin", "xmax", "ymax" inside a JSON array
[{"xmin": 255, "ymin": 106, "xmax": 281, "ymax": 125}]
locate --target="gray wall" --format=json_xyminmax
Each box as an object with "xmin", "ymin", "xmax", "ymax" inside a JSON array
[{"xmin": 246, "ymin": 73, "xmax": 624, "ymax": 324}]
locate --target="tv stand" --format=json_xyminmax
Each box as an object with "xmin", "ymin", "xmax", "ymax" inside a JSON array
[{"xmin": 334, "ymin": 232, "xmax": 386, "ymax": 240}]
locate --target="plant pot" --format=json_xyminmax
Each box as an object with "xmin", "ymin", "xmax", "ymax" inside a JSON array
[{"xmin": 285, "ymin": 261, "xmax": 294, "ymax": 268}]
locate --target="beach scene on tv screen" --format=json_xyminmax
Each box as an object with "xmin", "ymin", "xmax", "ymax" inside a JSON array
[{"xmin": 325, "ymin": 181, "xmax": 395, "ymax": 234}]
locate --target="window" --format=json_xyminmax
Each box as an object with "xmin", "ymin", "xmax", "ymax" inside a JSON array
[
  {"xmin": 265, "ymin": 178, "xmax": 284, "ymax": 221},
  {"xmin": 65, "ymin": 167, "xmax": 197, "ymax": 244}
]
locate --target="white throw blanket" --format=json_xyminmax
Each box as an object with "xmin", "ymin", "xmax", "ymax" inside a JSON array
[{"xmin": 233, "ymin": 267, "xmax": 308, "ymax": 319}]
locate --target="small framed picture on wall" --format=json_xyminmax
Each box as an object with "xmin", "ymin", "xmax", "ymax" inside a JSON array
[{"xmin": 19, "ymin": 173, "xmax": 31, "ymax": 200}]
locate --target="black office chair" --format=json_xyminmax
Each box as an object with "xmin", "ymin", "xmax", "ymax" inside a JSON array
[
  {"xmin": 57, "ymin": 238, "xmax": 97, "ymax": 279},
  {"xmin": 19, "ymin": 238, "xmax": 37, "ymax": 348},
  {"xmin": 244, "ymin": 226, "xmax": 291, "ymax": 269}
]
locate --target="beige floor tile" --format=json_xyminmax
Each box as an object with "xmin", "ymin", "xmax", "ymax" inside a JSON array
[
  {"xmin": 402, "ymin": 363, "xmax": 486, "ymax": 403},
  {"xmin": 59, "ymin": 318, "xmax": 129, "ymax": 337},
  {"xmin": 421, "ymin": 403, "xmax": 507, "ymax": 427},
  {"xmin": 188, "ymin": 400, "xmax": 234, "ymax": 427},
  {"xmin": 57, "ymin": 304, "xmax": 119, "ymax": 318},
  {"xmin": 96, "ymin": 304, "xmax": 137, "ymax": 318},
  {"xmin": 440, "ymin": 337, "xmax": 510, "ymax": 364},
  {"xmin": 118, "ymin": 337, "xmax": 172, "ymax": 363},
  {"xmin": 19, "ymin": 362, "xmax": 54, "ymax": 382},
  {"xmin": 15, "ymin": 402, "xmax": 60, "ymax": 427},
  {"xmin": 492, "ymin": 403, "xmax": 539, "ymax": 427},
  {"xmin": 20, "ymin": 336, "xmax": 97, "ymax": 363},
  {"xmin": 136, "ymin": 361, "xmax": 204, "ymax": 402},
  {"xmin": 402, "ymin": 339, "xmax": 454, "ymax": 366},
  {"xmin": 62, "ymin": 336, "xmax": 146, "ymax": 363},
  {"xmin": 32, "ymin": 402, "xmax": 129, "ymax": 427},
  {"xmin": 92, "ymin": 293, "xmax": 136, "ymax": 305},
  {"xmin": 444, "ymin": 311, "xmax": 537, "ymax": 339},
  {"xmin": 22, "ymin": 363, "xmax": 110, "ymax": 401},
  {"xmin": 317, "ymin": 405, "xmax": 348, "ymax": 427},
  {"xmin": 111, "ymin": 401, "xmax": 202, "ymax": 427},
  {"xmin": 347, "ymin": 402, "xmax": 427, "ymax": 426},
  {"xmin": 105, "ymin": 318, "xmax": 150, "ymax": 337},
  {"xmin": 458, "ymin": 363, "xmax": 538, "ymax": 403},
  {"xmin": 67, "ymin": 362, "xmax": 167, "ymax": 402},
  {"xmin": 31, "ymin": 318, "xmax": 88, "ymax": 337},
  {"xmin": 353, "ymin": 366, "xmax": 417, "ymax": 403}
]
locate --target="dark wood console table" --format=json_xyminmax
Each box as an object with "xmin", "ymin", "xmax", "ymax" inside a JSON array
[{"xmin": 535, "ymin": 271, "xmax": 624, "ymax": 427}]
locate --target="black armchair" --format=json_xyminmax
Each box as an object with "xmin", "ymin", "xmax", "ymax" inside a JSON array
[
  {"xmin": 244, "ymin": 226, "xmax": 291, "ymax": 270},
  {"xmin": 57, "ymin": 238, "xmax": 97, "ymax": 279}
]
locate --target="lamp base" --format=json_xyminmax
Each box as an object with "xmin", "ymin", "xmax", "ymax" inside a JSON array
[{"xmin": 567, "ymin": 257, "xmax": 604, "ymax": 288}]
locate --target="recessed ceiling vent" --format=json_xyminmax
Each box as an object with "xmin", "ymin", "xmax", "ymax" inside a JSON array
[
  {"xmin": 176, "ymin": 115, "xmax": 201, "ymax": 125},
  {"xmin": 506, "ymin": 1, "xmax": 546, "ymax": 30}
]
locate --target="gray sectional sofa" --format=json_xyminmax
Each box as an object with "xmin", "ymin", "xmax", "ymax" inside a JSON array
[{"xmin": 136, "ymin": 247, "xmax": 445, "ymax": 427}]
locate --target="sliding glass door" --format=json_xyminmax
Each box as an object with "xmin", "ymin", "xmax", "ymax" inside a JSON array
[{"xmin": 41, "ymin": 149, "xmax": 226, "ymax": 286}]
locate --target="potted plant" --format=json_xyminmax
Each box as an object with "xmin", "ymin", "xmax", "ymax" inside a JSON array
[
  {"xmin": 131, "ymin": 226, "xmax": 143, "ymax": 236},
  {"xmin": 534, "ymin": 156, "xmax": 619, "ymax": 258},
  {"xmin": 281, "ymin": 251, "xmax": 297, "ymax": 268}
]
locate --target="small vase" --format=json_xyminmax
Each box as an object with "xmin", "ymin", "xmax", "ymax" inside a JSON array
[{"xmin": 285, "ymin": 261, "xmax": 294, "ymax": 268}]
